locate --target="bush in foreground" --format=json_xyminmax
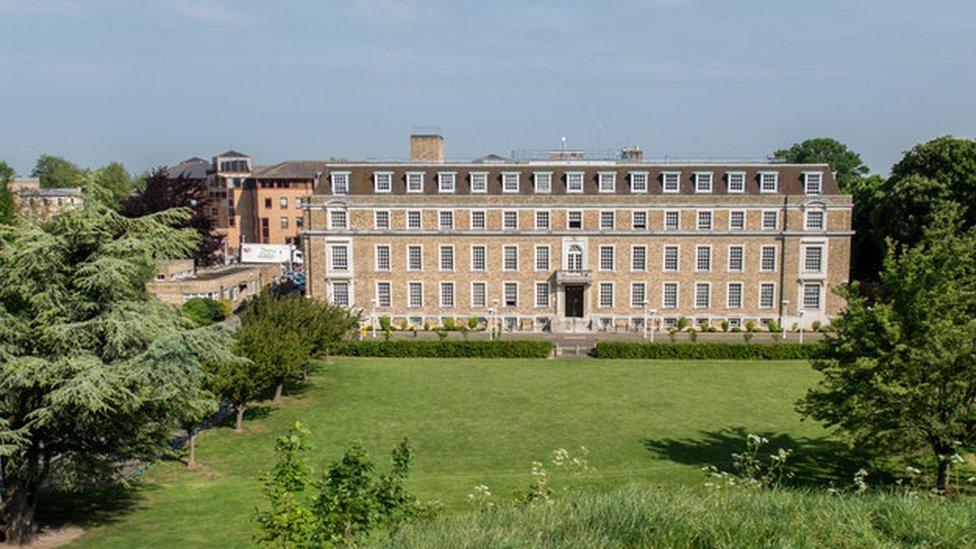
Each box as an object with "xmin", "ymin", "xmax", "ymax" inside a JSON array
[
  {"xmin": 593, "ymin": 342, "xmax": 819, "ymax": 360},
  {"xmin": 335, "ymin": 340, "xmax": 554, "ymax": 358},
  {"xmin": 181, "ymin": 297, "xmax": 227, "ymax": 326},
  {"xmin": 381, "ymin": 484, "xmax": 976, "ymax": 548}
]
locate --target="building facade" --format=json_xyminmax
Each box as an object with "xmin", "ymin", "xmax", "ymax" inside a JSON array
[
  {"xmin": 146, "ymin": 259, "xmax": 280, "ymax": 306},
  {"xmin": 7, "ymin": 178, "xmax": 83, "ymax": 220},
  {"xmin": 302, "ymin": 135, "xmax": 852, "ymax": 332}
]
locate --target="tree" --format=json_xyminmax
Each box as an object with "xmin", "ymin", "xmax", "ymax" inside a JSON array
[
  {"xmin": 204, "ymin": 355, "xmax": 265, "ymax": 434},
  {"xmin": 93, "ymin": 162, "xmax": 136, "ymax": 209},
  {"xmin": 773, "ymin": 138, "xmax": 869, "ymax": 193},
  {"xmin": 0, "ymin": 162, "xmax": 15, "ymax": 226},
  {"xmin": 0, "ymin": 177, "xmax": 234, "ymax": 543},
  {"xmin": 31, "ymin": 155, "xmax": 83, "ymax": 189},
  {"xmin": 122, "ymin": 167, "xmax": 223, "ymax": 266},
  {"xmin": 797, "ymin": 205, "xmax": 976, "ymax": 494}
]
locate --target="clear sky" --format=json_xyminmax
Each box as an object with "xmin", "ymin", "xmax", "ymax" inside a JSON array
[{"xmin": 2, "ymin": 0, "xmax": 974, "ymax": 176}]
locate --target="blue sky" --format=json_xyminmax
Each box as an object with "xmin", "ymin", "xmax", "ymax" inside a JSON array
[{"xmin": 1, "ymin": 0, "xmax": 974, "ymax": 176}]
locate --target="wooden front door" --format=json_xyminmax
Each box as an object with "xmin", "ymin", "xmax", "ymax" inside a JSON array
[{"xmin": 565, "ymin": 285, "xmax": 585, "ymax": 318}]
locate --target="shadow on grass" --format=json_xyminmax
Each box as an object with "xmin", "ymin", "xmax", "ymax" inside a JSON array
[
  {"xmin": 36, "ymin": 482, "xmax": 152, "ymax": 530},
  {"xmin": 642, "ymin": 427, "xmax": 883, "ymax": 488}
]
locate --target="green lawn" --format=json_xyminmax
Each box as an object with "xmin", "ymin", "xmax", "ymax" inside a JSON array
[{"xmin": 61, "ymin": 358, "xmax": 844, "ymax": 548}]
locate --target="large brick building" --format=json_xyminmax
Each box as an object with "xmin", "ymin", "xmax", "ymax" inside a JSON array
[{"xmin": 302, "ymin": 134, "xmax": 852, "ymax": 333}]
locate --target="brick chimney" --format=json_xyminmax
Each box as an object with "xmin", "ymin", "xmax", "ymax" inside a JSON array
[{"xmin": 410, "ymin": 134, "xmax": 444, "ymax": 162}]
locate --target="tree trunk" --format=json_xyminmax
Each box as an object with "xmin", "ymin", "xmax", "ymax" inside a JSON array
[
  {"xmin": 936, "ymin": 457, "xmax": 952, "ymax": 495},
  {"xmin": 234, "ymin": 404, "xmax": 246, "ymax": 434},
  {"xmin": 273, "ymin": 381, "xmax": 283, "ymax": 404},
  {"xmin": 2, "ymin": 479, "xmax": 38, "ymax": 545},
  {"xmin": 187, "ymin": 428, "xmax": 197, "ymax": 468}
]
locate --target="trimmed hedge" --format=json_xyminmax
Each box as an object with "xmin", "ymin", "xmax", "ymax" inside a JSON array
[
  {"xmin": 593, "ymin": 342, "xmax": 820, "ymax": 360},
  {"xmin": 334, "ymin": 340, "xmax": 554, "ymax": 359}
]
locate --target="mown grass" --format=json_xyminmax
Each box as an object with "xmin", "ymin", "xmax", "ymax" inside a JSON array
[
  {"xmin": 62, "ymin": 357, "xmax": 854, "ymax": 547},
  {"xmin": 380, "ymin": 484, "xmax": 976, "ymax": 548}
]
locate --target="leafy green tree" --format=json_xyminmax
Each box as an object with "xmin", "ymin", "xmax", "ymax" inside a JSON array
[
  {"xmin": 93, "ymin": 161, "xmax": 136, "ymax": 209},
  {"xmin": 182, "ymin": 297, "xmax": 227, "ymax": 326},
  {"xmin": 31, "ymin": 154, "xmax": 83, "ymax": 189},
  {"xmin": 0, "ymin": 182, "xmax": 234, "ymax": 543},
  {"xmin": 0, "ymin": 162, "xmax": 15, "ymax": 226},
  {"xmin": 773, "ymin": 138, "xmax": 869, "ymax": 192},
  {"xmin": 798, "ymin": 205, "xmax": 976, "ymax": 494},
  {"xmin": 204, "ymin": 355, "xmax": 265, "ymax": 434}
]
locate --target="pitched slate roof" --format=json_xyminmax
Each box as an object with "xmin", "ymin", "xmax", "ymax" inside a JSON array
[{"xmin": 252, "ymin": 160, "xmax": 328, "ymax": 180}]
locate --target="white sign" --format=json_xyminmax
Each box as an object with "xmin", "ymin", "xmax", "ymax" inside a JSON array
[{"xmin": 241, "ymin": 244, "xmax": 301, "ymax": 264}]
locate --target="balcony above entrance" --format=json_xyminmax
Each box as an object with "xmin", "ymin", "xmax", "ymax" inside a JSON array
[{"xmin": 555, "ymin": 269, "xmax": 593, "ymax": 286}]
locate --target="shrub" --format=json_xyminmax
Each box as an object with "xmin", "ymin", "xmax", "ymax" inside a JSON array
[
  {"xmin": 182, "ymin": 297, "xmax": 226, "ymax": 326},
  {"xmin": 334, "ymin": 340, "xmax": 554, "ymax": 358},
  {"xmin": 379, "ymin": 316, "xmax": 393, "ymax": 332},
  {"xmin": 686, "ymin": 327, "xmax": 698, "ymax": 343},
  {"xmin": 467, "ymin": 316, "xmax": 479, "ymax": 330},
  {"xmin": 720, "ymin": 320, "xmax": 729, "ymax": 332},
  {"xmin": 592, "ymin": 342, "xmax": 820, "ymax": 360},
  {"xmin": 443, "ymin": 317, "xmax": 457, "ymax": 331}
]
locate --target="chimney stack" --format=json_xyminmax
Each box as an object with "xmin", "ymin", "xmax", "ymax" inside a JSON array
[
  {"xmin": 620, "ymin": 147, "xmax": 643, "ymax": 161},
  {"xmin": 410, "ymin": 134, "xmax": 444, "ymax": 162}
]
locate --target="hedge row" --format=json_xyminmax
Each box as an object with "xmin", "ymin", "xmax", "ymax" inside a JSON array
[
  {"xmin": 334, "ymin": 340, "xmax": 555, "ymax": 358},
  {"xmin": 593, "ymin": 342, "xmax": 821, "ymax": 360}
]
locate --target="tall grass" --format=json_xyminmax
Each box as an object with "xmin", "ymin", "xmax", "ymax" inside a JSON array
[{"xmin": 378, "ymin": 484, "xmax": 976, "ymax": 548}]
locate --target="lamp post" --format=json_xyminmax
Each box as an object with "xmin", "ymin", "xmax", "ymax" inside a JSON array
[
  {"xmin": 642, "ymin": 299, "xmax": 649, "ymax": 339},
  {"xmin": 797, "ymin": 310, "xmax": 805, "ymax": 344},
  {"xmin": 370, "ymin": 298, "xmax": 377, "ymax": 339},
  {"xmin": 491, "ymin": 298, "xmax": 500, "ymax": 340},
  {"xmin": 780, "ymin": 299, "xmax": 789, "ymax": 344},
  {"xmin": 649, "ymin": 308, "xmax": 657, "ymax": 343}
]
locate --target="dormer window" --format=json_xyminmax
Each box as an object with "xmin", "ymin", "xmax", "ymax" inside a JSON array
[
  {"xmin": 331, "ymin": 172, "xmax": 350, "ymax": 195},
  {"xmin": 759, "ymin": 172, "xmax": 779, "ymax": 193},
  {"xmin": 534, "ymin": 172, "xmax": 552, "ymax": 193},
  {"xmin": 694, "ymin": 172, "xmax": 713, "ymax": 193},
  {"xmin": 406, "ymin": 172, "xmax": 424, "ymax": 193},
  {"xmin": 502, "ymin": 172, "xmax": 520, "ymax": 193},
  {"xmin": 373, "ymin": 172, "xmax": 393, "ymax": 193},
  {"xmin": 662, "ymin": 172, "xmax": 680, "ymax": 193},
  {"xmin": 598, "ymin": 172, "xmax": 617, "ymax": 193},
  {"xmin": 726, "ymin": 172, "xmax": 745, "ymax": 193},
  {"xmin": 470, "ymin": 172, "xmax": 488, "ymax": 193},
  {"xmin": 438, "ymin": 172, "xmax": 456, "ymax": 193},
  {"xmin": 566, "ymin": 172, "xmax": 584, "ymax": 193},
  {"xmin": 630, "ymin": 172, "xmax": 648, "ymax": 193},
  {"xmin": 804, "ymin": 172, "xmax": 823, "ymax": 195}
]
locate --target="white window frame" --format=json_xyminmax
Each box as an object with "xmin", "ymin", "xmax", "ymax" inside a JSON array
[
  {"xmin": 759, "ymin": 282, "xmax": 776, "ymax": 309},
  {"xmin": 632, "ymin": 209, "xmax": 648, "ymax": 230},
  {"xmin": 502, "ymin": 245, "xmax": 519, "ymax": 271},
  {"xmin": 630, "ymin": 171, "xmax": 649, "ymax": 193},
  {"xmin": 439, "ymin": 281, "xmax": 455, "ymax": 308},
  {"xmin": 502, "ymin": 209, "xmax": 519, "ymax": 231},
  {"xmin": 502, "ymin": 282, "xmax": 519, "ymax": 307},
  {"xmin": 328, "ymin": 209, "xmax": 347, "ymax": 230},
  {"xmin": 469, "ymin": 172, "xmax": 488, "ymax": 193},
  {"xmin": 566, "ymin": 172, "xmax": 584, "ymax": 193},
  {"xmin": 631, "ymin": 244, "xmax": 647, "ymax": 271},
  {"xmin": 598, "ymin": 172, "xmax": 617, "ymax": 193},
  {"xmin": 470, "ymin": 209, "xmax": 486, "ymax": 231},
  {"xmin": 761, "ymin": 209, "xmax": 779, "ymax": 231},
  {"xmin": 726, "ymin": 282, "xmax": 743, "ymax": 309},
  {"xmin": 598, "ymin": 282, "xmax": 614, "ymax": 308},
  {"xmin": 470, "ymin": 281, "xmax": 487, "ymax": 308},
  {"xmin": 375, "ymin": 281, "xmax": 392, "ymax": 308},
  {"xmin": 329, "ymin": 244, "xmax": 350, "ymax": 271},
  {"xmin": 802, "ymin": 244, "xmax": 825, "ymax": 273},
  {"xmin": 726, "ymin": 171, "xmax": 746, "ymax": 193},
  {"xmin": 696, "ymin": 209, "xmax": 713, "ymax": 230},
  {"xmin": 599, "ymin": 245, "xmax": 615, "ymax": 271},
  {"xmin": 727, "ymin": 245, "xmax": 744, "ymax": 272},
  {"xmin": 759, "ymin": 171, "xmax": 779, "ymax": 193},
  {"xmin": 694, "ymin": 282, "xmax": 711, "ymax": 309},
  {"xmin": 567, "ymin": 210, "xmax": 583, "ymax": 230},
  {"xmin": 373, "ymin": 171, "xmax": 393, "ymax": 193},
  {"xmin": 663, "ymin": 245, "xmax": 680, "ymax": 272},
  {"xmin": 374, "ymin": 210, "xmax": 391, "ymax": 230},
  {"xmin": 803, "ymin": 172, "xmax": 823, "ymax": 195},
  {"xmin": 470, "ymin": 244, "xmax": 487, "ymax": 271},
  {"xmin": 664, "ymin": 210, "xmax": 681, "ymax": 231},
  {"xmin": 631, "ymin": 282, "xmax": 647, "ymax": 308},
  {"xmin": 375, "ymin": 244, "xmax": 391, "ymax": 271},
  {"xmin": 694, "ymin": 172, "xmax": 714, "ymax": 193},
  {"xmin": 330, "ymin": 281, "xmax": 351, "ymax": 306},
  {"xmin": 438, "ymin": 209, "xmax": 454, "ymax": 231},
  {"xmin": 406, "ymin": 209, "xmax": 422, "ymax": 230},
  {"xmin": 534, "ymin": 209, "xmax": 550, "ymax": 231},
  {"xmin": 439, "ymin": 245, "xmax": 455, "ymax": 272},
  {"xmin": 695, "ymin": 245, "xmax": 712, "ymax": 272},
  {"xmin": 534, "ymin": 245, "xmax": 550, "ymax": 271},
  {"xmin": 534, "ymin": 281, "xmax": 550, "ymax": 308},
  {"xmin": 802, "ymin": 283, "xmax": 823, "ymax": 310},
  {"xmin": 533, "ymin": 172, "xmax": 553, "ymax": 194},
  {"xmin": 502, "ymin": 172, "xmax": 520, "ymax": 193},
  {"xmin": 728, "ymin": 209, "xmax": 746, "ymax": 230},
  {"xmin": 662, "ymin": 171, "xmax": 681, "ymax": 193},
  {"xmin": 662, "ymin": 282, "xmax": 679, "ymax": 309},
  {"xmin": 805, "ymin": 209, "xmax": 825, "ymax": 231},
  {"xmin": 331, "ymin": 172, "xmax": 350, "ymax": 195},
  {"xmin": 760, "ymin": 245, "xmax": 777, "ymax": 272},
  {"xmin": 406, "ymin": 172, "xmax": 425, "ymax": 193},
  {"xmin": 407, "ymin": 281, "xmax": 423, "ymax": 308},
  {"xmin": 438, "ymin": 172, "xmax": 457, "ymax": 193},
  {"xmin": 599, "ymin": 210, "xmax": 616, "ymax": 230},
  {"xmin": 406, "ymin": 244, "xmax": 423, "ymax": 271}
]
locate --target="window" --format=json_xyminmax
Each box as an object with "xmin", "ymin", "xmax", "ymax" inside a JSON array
[
  {"xmin": 375, "ymin": 245, "xmax": 391, "ymax": 270},
  {"xmin": 296, "ymin": 197, "xmax": 304, "ymax": 208},
  {"xmin": 729, "ymin": 210, "xmax": 745, "ymax": 230},
  {"xmin": 662, "ymin": 282, "xmax": 678, "ymax": 309},
  {"xmin": 599, "ymin": 282, "xmax": 614, "ymax": 308},
  {"xmin": 695, "ymin": 246, "xmax": 712, "ymax": 272},
  {"xmin": 694, "ymin": 172, "xmax": 713, "ymax": 193},
  {"xmin": 728, "ymin": 246, "xmax": 744, "ymax": 272},
  {"xmin": 534, "ymin": 172, "xmax": 552, "ymax": 193},
  {"xmin": 535, "ymin": 246, "xmax": 550, "ymax": 271},
  {"xmin": 632, "ymin": 210, "xmax": 647, "ymax": 230},
  {"xmin": 803, "ymin": 283, "xmax": 821, "ymax": 309},
  {"xmin": 376, "ymin": 282, "xmax": 391, "ymax": 307},
  {"xmin": 566, "ymin": 172, "xmax": 584, "ymax": 193},
  {"xmin": 805, "ymin": 210, "xmax": 824, "ymax": 230},
  {"xmin": 535, "ymin": 210, "xmax": 550, "ymax": 230},
  {"xmin": 630, "ymin": 172, "xmax": 648, "ymax": 193},
  {"xmin": 759, "ymin": 172, "xmax": 778, "ymax": 193},
  {"xmin": 664, "ymin": 210, "xmax": 680, "ymax": 230},
  {"xmin": 727, "ymin": 172, "xmax": 746, "ymax": 193},
  {"xmin": 280, "ymin": 216, "xmax": 289, "ymax": 228},
  {"xmin": 503, "ymin": 246, "xmax": 518, "ymax": 271},
  {"xmin": 663, "ymin": 246, "xmax": 679, "ymax": 272},
  {"xmin": 727, "ymin": 318, "xmax": 741, "ymax": 329},
  {"xmin": 471, "ymin": 282, "xmax": 487, "ymax": 307},
  {"xmin": 502, "ymin": 172, "xmax": 520, "ymax": 193},
  {"xmin": 632, "ymin": 245, "xmax": 647, "ymax": 271},
  {"xmin": 804, "ymin": 246, "xmax": 823, "ymax": 272},
  {"xmin": 469, "ymin": 210, "xmax": 486, "ymax": 230},
  {"xmin": 568, "ymin": 210, "xmax": 583, "ymax": 230},
  {"xmin": 405, "ymin": 172, "xmax": 426, "ymax": 193},
  {"xmin": 280, "ymin": 197, "xmax": 288, "ymax": 208},
  {"xmin": 567, "ymin": 245, "xmax": 583, "ymax": 271},
  {"xmin": 374, "ymin": 172, "xmax": 393, "ymax": 193},
  {"xmin": 727, "ymin": 282, "xmax": 743, "ymax": 308},
  {"xmin": 804, "ymin": 172, "xmax": 823, "ymax": 195},
  {"xmin": 439, "ymin": 245, "xmax": 454, "ymax": 271},
  {"xmin": 407, "ymin": 245, "xmax": 422, "ymax": 270},
  {"xmin": 470, "ymin": 172, "xmax": 488, "ymax": 193},
  {"xmin": 759, "ymin": 283, "xmax": 775, "ymax": 308},
  {"xmin": 331, "ymin": 282, "xmax": 350, "ymax": 306},
  {"xmin": 695, "ymin": 283, "xmax": 711, "ymax": 308},
  {"xmin": 503, "ymin": 210, "xmax": 519, "ymax": 231},
  {"xmin": 330, "ymin": 244, "xmax": 348, "ymax": 270},
  {"xmin": 762, "ymin": 211, "xmax": 778, "ymax": 230},
  {"xmin": 374, "ymin": 210, "xmax": 390, "ymax": 229},
  {"xmin": 535, "ymin": 282, "xmax": 550, "ymax": 308},
  {"xmin": 631, "ymin": 282, "xmax": 646, "ymax": 307},
  {"xmin": 471, "ymin": 245, "xmax": 487, "ymax": 271},
  {"xmin": 407, "ymin": 210, "xmax": 422, "ymax": 230},
  {"xmin": 600, "ymin": 211, "xmax": 615, "ymax": 230},
  {"xmin": 697, "ymin": 210, "xmax": 713, "ymax": 230},
  {"xmin": 329, "ymin": 210, "xmax": 347, "ymax": 229},
  {"xmin": 599, "ymin": 245, "xmax": 614, "ymax": 270},
  {"xmin": 439, "ymin": 210, "xmax": 454, "ymax": 230},
  {"xmin": 331, "ymin": 172, "xmax": 349, "ymax": 194},
  {"xmin": 662, "ymin": 172, "xmax": 680, "ymax": 193},
  {"xmin": 503, "ymin": 282, "xmax": 518, "ymax": 307},
  {"xmin": 438, "ymin": 172, "xmax": 456, "ymax": 193},
  {"xmin": 761, "ymin": 246, "xmax": 777, "ymax": 272},
  {"xmin": 598, "ymin": 172, "xmax": 616, "ymax": 193},
  {"xmin": 296, "ymin": 216, "xmax": 303, "ymax": 228},
  {"xmin": 408, "ymin": 282, "xmax": 423, "ymax": 307},
  {"xmin": 440, "ymin": 282, "xmax": 455, "ymax": 307}
]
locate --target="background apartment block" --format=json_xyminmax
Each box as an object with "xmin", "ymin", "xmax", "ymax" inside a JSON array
[{"xmin": 302, "ymin": 135, "xmax": 852, "ymax": 332}]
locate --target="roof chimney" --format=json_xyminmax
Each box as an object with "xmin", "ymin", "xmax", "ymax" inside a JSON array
[
  {"xmin": 410, "ymin": 134, "xmax": 444, "ymax": 162},
  {"xmin": 620, "ymin": 147, "xmax": 643, "ymax": 161}
]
